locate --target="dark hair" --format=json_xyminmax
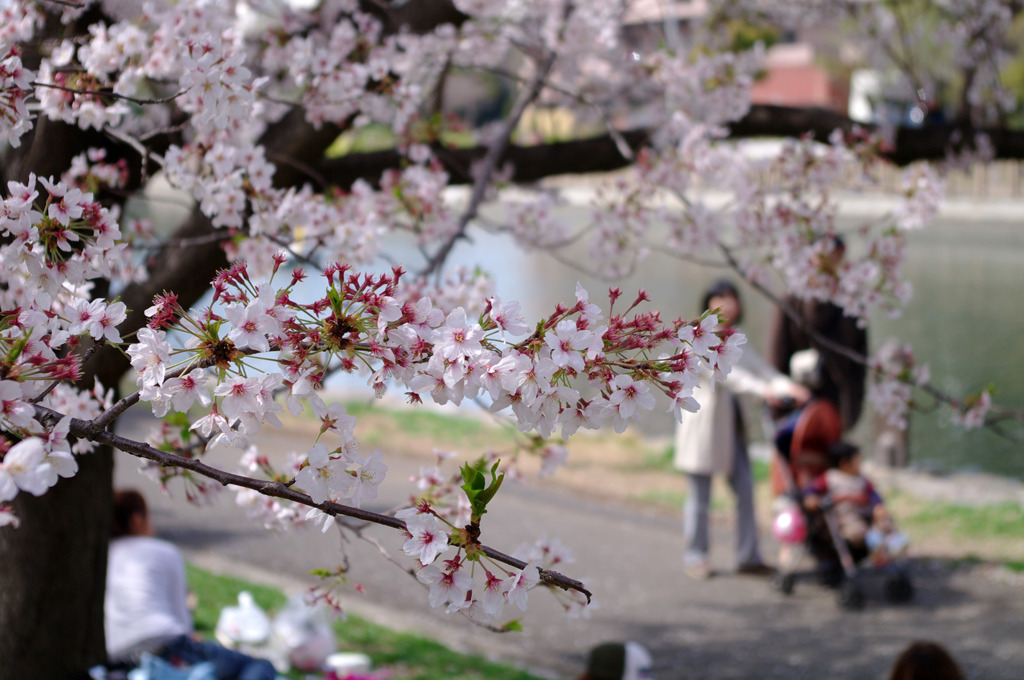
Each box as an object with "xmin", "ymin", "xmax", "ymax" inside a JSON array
[
  {"xmin": 887, "ymin": 641, "xmax": 965, "ymax": 680},
  {"xmin": 112, "ymin": 489, "xmax": 148, "ymax": 539},
  {"xmin": 828, "ymin": 441, "xmax": 860, "ymax": 466},
  {"xmin": 701, "ymin": 279, "xmax": 742, "ymax": 324},
  {"xmin": 579, "ymin": 642, "xmax": 626, "ymax": 680}
]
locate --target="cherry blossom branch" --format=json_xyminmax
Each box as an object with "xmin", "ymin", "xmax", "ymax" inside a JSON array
[
  {"xmin": 103, "ymin": 126, "xmax": 165, "ymax": 175},
  {"xmin": 716, "ymin": 242, "xmax": 868, "ymax": 368},
  {"xmin": 473, "ymin": 64, "xmax": 638, "ymax": 161},
  {"xmin": 33, "ymin": 404, "xmax": 592, "ymax": 599},
  {"xmin": 264, "ymin": 150, "xmax": 330, "ymax": 191},
  {"xmin": 29, "ymin": 343, "xmax": 100, "ymax": 405},
  {"xmin": 30, "ymin": 81, "xmax": 187, "ymax": 106},
  {"xmin": 90, "ymin": 349, "xmax": 243, "ymax": 432},
  {"xmin": 142, "ymin": 232, "xmax": 236, "ymax": 249},
  {"xmin": 420, "ymin": 49, "xmax": 559, "ymax": 278},
  {"xmin": 313, "ymin": 111, "xmax": 1024, "ymax": 193},
  {"xmin": 344, "ymin": 525, "xmax": 523, "ymax": 632},
  {"xmin": 715, "ymin": 242, "xmax": 1023, "ymax": 439}
]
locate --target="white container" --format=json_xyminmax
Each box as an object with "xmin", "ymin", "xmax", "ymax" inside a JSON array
[{"xmin": 324, "ymin": 652, "xmax": 372, "ymax": 676}]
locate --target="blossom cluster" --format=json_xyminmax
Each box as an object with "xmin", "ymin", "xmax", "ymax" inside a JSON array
[
  {"xmin": 399, "ymin": 501, "xmax": 545, "ymax": 624},
  {"xmin": 111, "ymin": 258, "xmax": 741, "ymax": 621},
  {"xmin": 125, "ymin": 261, "xmax": 740, "ymax": 518},
  {"xmin": 0, "ymin": 164, "xmax": 132, "ymax": 522},
  {"xmin": 0, "ymin": 0, "xmax": 1017, "ymax": 626},
  {"xmin": 394, "ymin": 485, "xmax": 589, "ymax": 624},
  {"xmin": 950, "ymin": 390, "xmax": 993, "ymax": 431},
  {"xmin": 0, "ymin": 47, "xmax": 32, "ymax": 148},
  {"xmin": 0, "ymin": 378, "xmax": 111, "ymax": 525},
  {"xmin": 867, "ymin": 340, "xmax": 931, "ymax": 430}
]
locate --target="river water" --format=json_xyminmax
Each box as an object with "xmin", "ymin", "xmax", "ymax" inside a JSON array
[
  {"xmin": 270, "ymin": 187, "xmax": 1023, "ymax": 479},
  {"xmin": 136, "ymin": 176, "xmax": 1024, "ymax": 477},
  {"xmin": 368, "ymin": 193, "xmax": 1024, "ymax": 480}
]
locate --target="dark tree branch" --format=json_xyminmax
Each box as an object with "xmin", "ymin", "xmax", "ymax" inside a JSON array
[
  {"xmin": 317, "ymin": 129, "xmax": 653, "ymax": 189},
  {"xmin": 360, "ymin": 0, "xmax": 468, "ymax": 35},
  {"xmin": 312, "ymin": 105, "xmax": 1024, "ymax": 191},
  {"xmin": 40, "ymin": 406, "xmax": 591, "ymax": 600},
  {"xmin": 421, "ymin": 49, "xmax": 559, "ymax": 277},
  {"xmin": 715, "ymin": 242, "xmax": 1022, "ymax": 440}
]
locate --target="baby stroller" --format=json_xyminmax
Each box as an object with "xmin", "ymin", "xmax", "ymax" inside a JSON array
[{"xmin": 766, "ymin": 400, "xmax": 914, "ymax": 610}]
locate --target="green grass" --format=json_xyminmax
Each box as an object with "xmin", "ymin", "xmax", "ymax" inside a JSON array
[
  {"xmin": 186, "ymin": 564, "xmax": 287, "ymax": 636},
  {"xmin": 638, "ymin": 444, "xmax": 769, "ymax": 481},
  {"xmin": 630, "ymin": 489, "xmax": 687, "ymax": 508},
  {"xmin": 946, "ymin": 554, "xmax": 985, "ymax": 570},
  {"xmin": 901, "ymin": 501, "xmax": 1024, "ymax": 539},
  {"xmin": 641, "ymin": 444, "xmax": 675, "ymax": 472},
  {"xmin": 333, "ymin": 614, "xmax": 540, "ymax": 680},
  {"xmin": 325, "ymin": 124, "xmax": 396, "ymax": 157},
  {"xmin": 751, "ymin": 459, "xmax": 771, "ymax": 484},
  {"xmin": 439, "ymin": 129, "xmax": 477, "ymax": 148},
  {"xmin": 386, "ymin": 408, "xmax": 486, "ymax": 440},
  {"xmin": 309, "ymin": 400, "xmax": 514, "ymax": 450},
  {"xmin": 324, "ymin": 125, "xmax": 477, "ymax": 159},
  {"xmin": 186, "ymin": 564, "xmax": 544, "ymax": 680}
]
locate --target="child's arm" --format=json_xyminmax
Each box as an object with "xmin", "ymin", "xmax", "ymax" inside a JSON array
[
  {"xmin": 873, "ymin": 503, "xmax": 894, "ymax": 532},
  {"xmin": 866, "ymin": 479, "xmax": 894, "ymax": 531},
  {"xmin": 803, "ymin": 475, "xmax": 828, "ymax": 511}
]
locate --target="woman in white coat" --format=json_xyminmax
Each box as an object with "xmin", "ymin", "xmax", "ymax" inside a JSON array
[{"xmin": 674, "ymin": 281, "xmax": 809, "ymax": 580}]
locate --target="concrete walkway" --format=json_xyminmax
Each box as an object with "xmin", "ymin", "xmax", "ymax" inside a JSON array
[{"xmin": 115, "ymin": 414, "xmax": 1024, "ymax": 680}]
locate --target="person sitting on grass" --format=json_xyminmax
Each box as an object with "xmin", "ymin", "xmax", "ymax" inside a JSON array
[
  {"xmin": 803, "ymin": 442, "xmax": 907, "ymax": 564},
  {"xmin": 577, "ymin": 641, "xmax": 653, "ymax": 680},
  {"xmin": 105, "ymin": 489, "xmax": 277, "ymax": 680}
]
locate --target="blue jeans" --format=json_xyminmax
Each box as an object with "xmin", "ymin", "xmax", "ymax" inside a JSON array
[{"xmin": 162, "ymin": 635, "xmax": 276, "ymax": 680}]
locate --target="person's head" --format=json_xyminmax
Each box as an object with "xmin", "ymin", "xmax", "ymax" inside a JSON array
[
  {"xmin": 887, "ymin": 640, "xmax": 965, "ymax": 680},
  {"xmin": 701, "ymin": 280, "xmax": 742, "ymax": 327},
  {"xmin": 817, "ymin": 234, "xmax": 847, "ymax": 271},
  {"xmin": 829, "ymin": 441, "xmax": 862, "ymax": 475},
  {"xmin": 112, "ymin": 489, "xmax": 153, "ymax": 538},
  {"xmin": 579, "ymin": 642, "xmax": 653, "ymax": 680},
  {"xmin": 789, "ymin": 348, "xmax": 822, "ymax": 390}
]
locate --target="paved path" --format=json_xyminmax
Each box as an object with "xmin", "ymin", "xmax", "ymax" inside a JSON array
[{"xmin": 115, "ymin": 413, "xmax": 1024, "ymax": 680}]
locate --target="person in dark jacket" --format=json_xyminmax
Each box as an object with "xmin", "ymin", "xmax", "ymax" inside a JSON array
[{"xmin": 769, "ymin": 238, "xmax": 868, "ymax": 432}]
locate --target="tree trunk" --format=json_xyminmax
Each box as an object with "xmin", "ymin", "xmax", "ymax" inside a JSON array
[{"xmin": 0, "ymin": 449, "xmax": 113, "ymax": 679}]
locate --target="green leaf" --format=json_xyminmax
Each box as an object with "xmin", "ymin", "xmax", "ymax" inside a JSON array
[
  {"xmin": 326, "ymin": 287, "xmax": 344, "ymax": 316},
  {"xmin": 460, "ymin": 458, "xmax": 504, "ymax": 521},
  {"xmin": 500, "ymin": 619, "xmax": 523, "ymax": 632},
  {"xmin": 164, "ymin": 411, "xmax": 191, "ymax": 428},
  {"xmin": 5, "ymin": 334, "xmax": 29, "ymax": 364}
]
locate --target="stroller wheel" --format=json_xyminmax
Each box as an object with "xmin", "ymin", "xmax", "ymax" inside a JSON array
[
  {"xmin": 838, "ymin": 580, "xmax": 865, "ymax": 610},
  {"xmin": 884, "ymin": 574, "xmax": 914, "ymax": 604},
  {"xmin": 774, "ymin": 572, "xmax": 796, "ymax": 595},
  {"xmin": 818, "ymin": 564, "xmax": 843, "ymax": 589}
]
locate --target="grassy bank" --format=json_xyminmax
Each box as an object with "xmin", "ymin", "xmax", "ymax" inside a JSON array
[
  {"xmin": 186, "ymin": 564, "xmax": 544, "ymax": 680},
  {"xmin": 292, "ymin": 399, "xmax": 1024, "ymax": 570}
]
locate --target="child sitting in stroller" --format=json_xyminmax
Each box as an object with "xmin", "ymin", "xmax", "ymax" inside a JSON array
[{"xmin": 803, "ymin": 441, "xmax": 907, "ymax": 565}]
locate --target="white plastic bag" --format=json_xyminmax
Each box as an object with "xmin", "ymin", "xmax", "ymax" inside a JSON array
[
  {"xmin": 269, "ymin": 593, "xmax": 337, "ymax": 671},
  {"xmin": 214, "ymin": 591, "xmax": 272, "ymax": 648}
]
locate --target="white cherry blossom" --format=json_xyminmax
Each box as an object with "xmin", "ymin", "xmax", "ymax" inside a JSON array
[
  {"xmin": 0, "ymin": 438, "xmax": 52, "ymax": 500},
  {"xmin": 501, "ymin": 560, "xmax": 541, "ymax": 612},
  {"xmin": 295, "ymin": 443, "xmax": 354, "ymax": 505}
]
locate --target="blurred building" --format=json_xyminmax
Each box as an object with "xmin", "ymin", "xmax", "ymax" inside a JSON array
[
  {"xmin": 750, "ymin": 42, "xmax": 850, "ymax": 113},
  {"xmin": 622, "ymin": 1, "xmax": 853, "ymax": 116}
]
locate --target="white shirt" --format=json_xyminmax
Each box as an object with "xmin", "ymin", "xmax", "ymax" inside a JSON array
[
  {"xmin": 105, "ymin": 535, "xmax": 192, "ymax": 659},
  {"xmin": 674, "ymin": 332, "xmax": 797, "ymax": 476}
]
